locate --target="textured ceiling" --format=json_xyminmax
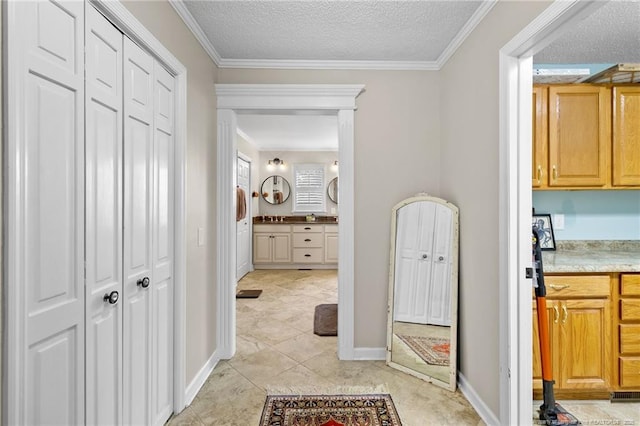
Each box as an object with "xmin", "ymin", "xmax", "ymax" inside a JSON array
[{"xmin": 237, "ymin": 114, "xmax": 338, "ymax": 151}]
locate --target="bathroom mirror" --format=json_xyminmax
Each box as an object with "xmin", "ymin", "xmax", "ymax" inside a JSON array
[
  {"xmin": 261, "ymin": 175, "xmax": 291, "ymax": 205},
  {"xmin": 327, "ymin": 177, "xmax": 338, "ymax": 204},
  {"xmin": 386, "ymin": 194, "xmax": 459, "ymax": 391}
]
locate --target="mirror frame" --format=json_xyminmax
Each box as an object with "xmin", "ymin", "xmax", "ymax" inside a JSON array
[
  {"xmin": 260, "ymin": 175, "xmax": 291, "ymax": 205},
  {"xmin": 386, "ymin": 194, "xmax": 459, "ymax": 391},
  {"xmin": 327, "ymin": 177, "xmax": 338, "ymax": 204}
]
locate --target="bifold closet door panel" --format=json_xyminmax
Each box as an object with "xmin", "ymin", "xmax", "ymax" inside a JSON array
[
  {"xmin": 123, "ymin": 36, "xmax": 154, "ymax": 426},
  {"xmin": 151, "ymin": 63, "xmax": 176, "ymax": 425},
  {"xmin": 85, "ymin": 6, "xmax": 123, "ymax": 425},
  {"xmin": 17, "ymin": 1, "xmax": 86, "ymax": 423}
]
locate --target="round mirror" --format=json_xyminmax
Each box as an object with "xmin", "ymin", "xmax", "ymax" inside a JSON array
[
  {"xmin": 327, "ymin": 177, "xmax": 338, "ymax": 204},
  {"xmin": 261, "ymin": 175, "xmax": 291, "ymax": 205}
]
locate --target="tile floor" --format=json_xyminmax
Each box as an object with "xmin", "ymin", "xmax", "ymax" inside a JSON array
[
  {"xmin": 167, "ymin": 269, "xmax": 640, "ymax": 425},
  {"xmin": 167, "ymin": 269, "xmax": 482, "ymax": 425}
]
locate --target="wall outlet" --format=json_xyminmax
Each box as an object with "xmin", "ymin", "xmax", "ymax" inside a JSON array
[{"xmin": 553, "ymin": 214, "xmax": 564, "ymax": 230}]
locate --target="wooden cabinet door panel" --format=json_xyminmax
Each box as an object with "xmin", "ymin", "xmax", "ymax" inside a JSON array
[
  {"xmin": 620, "ymin": 299, "xmax": 640, "ymax": 321},
  {"xmin": 253, "ymin": 234, "xmax": 273, "ymax": 263},
  {"xmin": 272, "ymin": 234, "xmax": 292, "ymax": 263},
  {"xmin": 533, "ymin": 86, "xmax": 548, "ymax": 188},
  {"xmin": 620, "ymin": 357, "xmax": 640, "ymax": 388},
  {"xmin": 620, "ymin": 324, "xmax": 640, "ymax": 354},
  {"xmin": 548, "ymin": 86, "xmax": 610, "ymax": 187},
  {"xmin": 613, "ymin": 87, "xmax": 640, "ymax": 186},
  {"xmin": 621, "ymin": 274, "xmax": 640, "ymax": 296},
  {"xmin": 559, "ymin": 299, "xmax": 610, "ymax": 389}
]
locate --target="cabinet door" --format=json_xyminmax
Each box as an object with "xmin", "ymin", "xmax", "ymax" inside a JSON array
[
  {"xmin": 558, "ymin": 299, "xmax": 611, "ymax": 390},
  {"xmin": 548, "ymin": 86, "xmax": 610, "ymax": 187},
  {"xmin": 533, "ymin": 302, "xmax": 558, "ymax": 390},
  {"xmin": 272, "ymin": 233, "xmax": 292, "ymax": 263},
  {"xmin": 325, "ymin": 233, "xmax": 339, "ymax": 264},
  {"xmin": 532, "ymin": 86, "xmax": 548, "ymax": 188},
  {"xmin": 613, "ymin": 86, "xmax": 640, "ymax": 186},
  {"xmin": 253, "ymin": 234, "xmax": 273, "ymax": 263}
]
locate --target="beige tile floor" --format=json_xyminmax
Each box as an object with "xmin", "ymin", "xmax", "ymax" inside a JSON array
[{"xmin": 167, "ymin": 269, "xmax": 483, "ymax": 425}]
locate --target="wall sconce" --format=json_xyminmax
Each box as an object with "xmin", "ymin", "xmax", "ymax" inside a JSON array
[
  {"xmin": 267, "ymin": 157, "xmax": 285, "ymax": 169},
  {"xmin": 331, "ymin": 160, "xmax": 338, "ymax": 171}
]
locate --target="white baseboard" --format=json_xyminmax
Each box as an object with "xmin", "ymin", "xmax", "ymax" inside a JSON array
[
  {"xmin": 353, "ymin": 347, "xmax": 386, "ymax": 360},
  {"xmin": 184, "ymin": 350, "xmax": 220, "ymax": 406},
  {"xmin": 458, "ymin": 372, "xmax": 500, "ymax": 426}
]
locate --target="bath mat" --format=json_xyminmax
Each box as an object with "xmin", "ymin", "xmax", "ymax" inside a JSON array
[
  {"xmin": 236, "ymin": 289, "xmax": 262, "ymax": 299},
  {"xmin": 259, "ymin": 393, "xmax": 402, "ymax": 426},
  {"xmin": 314, "ymin": 303, "xmax": 337, "ymax": 336},
  {"xmin": 396, "ymin": 335, "xmax": 450, "ymax": 366}
]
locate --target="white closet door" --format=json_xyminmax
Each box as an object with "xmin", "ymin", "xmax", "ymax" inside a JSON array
[
  {"xmin": 123, "ymin": 37, "xmax": 154, "ymax": 426},
  {"xmin": 85, "ymin": 6, "xmax": 123, "ymax": 425},
  {"xmin": 426, "ymin": 204, "xmax": 453, "ymax": 326},
  {"xmin": 151, "ymin": 63, "xmax": 175, "ymax": 426},
  {"xmin": 236, "ymin": 156, "xmax": 251, "ymax": 279},
  {"xmin": 15, "ymin": 1, "xmax": 86, "ymax": 424}
]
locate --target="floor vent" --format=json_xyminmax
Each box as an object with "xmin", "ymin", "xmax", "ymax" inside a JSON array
[{"xmin": 610, "ymin": 391, "xmax": 640, "ymax": 402}]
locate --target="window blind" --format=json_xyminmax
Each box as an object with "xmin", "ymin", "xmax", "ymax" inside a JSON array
[{"xmin": 293, "ymin": 164, "xmax": 325, "ymax": 213}]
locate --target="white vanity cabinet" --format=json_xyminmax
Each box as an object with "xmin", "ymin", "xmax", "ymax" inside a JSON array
[
  {"xmin": 253, "ymin": 223, "xmax": 338, "ymax": 269},
  {"xmin": 253, "ymin": 225, "xmax": 292, "ymax": 264}
]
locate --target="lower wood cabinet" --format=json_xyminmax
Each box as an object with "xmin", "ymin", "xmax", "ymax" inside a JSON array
[
  {"xmin": 253, "ymin": 225, "xmax": 292, "ymax": 264},
  {"xmin": 616, "ymin": 274, "xmax": 640, "ymax": 389},
  {"xmin": 533, "ymin": 274, "xmax": 612, "ymax": 396}
]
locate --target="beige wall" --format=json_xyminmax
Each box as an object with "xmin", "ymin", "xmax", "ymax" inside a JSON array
[
  {"xmin": 219, "ymin": 69, "xmax": 442, "ymax": 347},
  {"xmin": 439, "ymin": 0, "xmax": 551, "ymax": 416},
  {"xmin": 121, "ymin": 0, "xmax": 219, "ymax": 384}
]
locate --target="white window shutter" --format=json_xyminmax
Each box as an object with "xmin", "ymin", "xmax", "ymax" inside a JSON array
[{"xmin": 293, "ymin": 164, "xmax": 325, "ymax": 213}]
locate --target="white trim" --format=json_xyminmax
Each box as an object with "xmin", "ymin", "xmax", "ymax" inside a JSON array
[
  {"xmin": 215, "ymin": 84, "xmax": 363, "ymax": 361},
  {"xmin": 458, "ymin": 373, "xmax": 500, "ymax": 426},
  {"xmin": 498, "ymin": 1, "xmax": 607, "ymax": 424},
  {"xmin": 352, "ymin": 347, "xmax": 386, "ymax": 361},
  {"xmin": 435, "ymin": 0, "xmax": 498, "ymax": 68},
  {"xmin": 236, "ymin": 128, "xmax": 254, "ymax": 146},
  {"xmin": 167, "ymin": 0, "xmax": 222, "ymax": 65},
  {"xmin": 218, "ymin": 58, "xmax": 439, "ymax": 71},
  {"xmin": 184, "ymin": 351, "xmax": 220, "ymax": 406}
]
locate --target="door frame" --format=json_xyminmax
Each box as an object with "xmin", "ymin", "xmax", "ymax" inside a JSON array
[
  {"xmin": 3, "ymin": 0, "xmax": 189, "ymax": 422},
  {"xmin": 215, "ymin": 84, "xmax": 364, "ymax": 360},
  {"xmin": 498, "ymin": 1, "xmax": 607, "ymax": 424}
]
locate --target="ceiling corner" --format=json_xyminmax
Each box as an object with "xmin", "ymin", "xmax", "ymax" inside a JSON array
[{"xmin": 168, "ymin": 0, "xmax": 222, "ymax": 66}]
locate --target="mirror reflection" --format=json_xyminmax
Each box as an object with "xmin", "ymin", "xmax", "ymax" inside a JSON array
[
  {"xmin": 327, "ymin": 177, "xmax": 338, "ymax": 204},
  {"xmin": 261, "ymin": 175, "xmax": 290, "ymax": 205},
  {"xmin": 386, "ymin": 194, "xmax": 459, "ymax": 391}
]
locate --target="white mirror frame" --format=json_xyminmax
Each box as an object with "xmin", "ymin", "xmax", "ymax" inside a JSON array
[{"xmin": 386, "ymin": 194, "xmax": 459, "ymax": 391}]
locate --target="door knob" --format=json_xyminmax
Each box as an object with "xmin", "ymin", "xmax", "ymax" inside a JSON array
[
  {"xmin": 421, "ymin": 254, "xmax": 428, "ymax": 259},
  {"xmin": 137, "ymin": 277, "xmax": 150, "ymax": 289},
  {"xmin": 103, "ymin": 291, "xmax": 119, "ymax": 305}
]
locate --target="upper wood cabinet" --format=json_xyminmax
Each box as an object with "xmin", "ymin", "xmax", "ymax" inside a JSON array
[
  {"xmin": 613, "ymin": 86, "xmax": 640, "ymax": 186},
  {"xmin": 532, "ymin": 86, "xmax": 548, "ymax": 188},
  {"xmin": 548, "ymin": 85, "xmax": 611, "ymax": 187}
]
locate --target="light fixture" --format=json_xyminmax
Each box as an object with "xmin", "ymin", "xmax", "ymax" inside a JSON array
[
  {"xmin": 268, "ymin": 157, "xmax": 285, "ymax": 169},
  {"xmin": 331, "ymin": 160, "xmax": 338, "ymax": 171}
]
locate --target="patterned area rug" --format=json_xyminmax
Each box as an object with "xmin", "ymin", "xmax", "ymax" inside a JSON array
[
  {"xmin": 259, "ymin": 394, "xmax": 402, "ymax": 426},
  {"xmin": 396, "ymin": 335, "xmax": 450, "ymax": 366}
]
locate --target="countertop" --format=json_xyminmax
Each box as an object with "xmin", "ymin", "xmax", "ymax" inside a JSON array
[
  {"xmin": 542, "ymin": 240, "xmax": 640, "ymax": 273},
  {"xmin": 253, "ymin": 215, "xmax": 338, "ymax": 224}
]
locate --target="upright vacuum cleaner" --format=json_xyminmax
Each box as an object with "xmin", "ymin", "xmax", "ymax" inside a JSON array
[{"xmin": 533, "ymin": 225, "xmax": 581, "ymax": 426}]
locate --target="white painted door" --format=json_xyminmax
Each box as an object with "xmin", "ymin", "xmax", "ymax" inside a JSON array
[
  {"xmin": 123, "ymin": 37, "xmax": 154, "ymax": 426},
  {"xmin": 393, "ymin": 201, "xmax": 453, "ymax": 326},
  {"xmin": 151, "ymin": 62, "xmax": 175, "ymax": 426},
  {"xmin": 15, "ymin": 1, "xmax": 86, "ymax": 424},
  {"xmin": 236, "ymin": 156, "xmax": 251, "ymax": 279},
  {"xmin": 85, "ymin": 6, "xmax": 123, "ymax": 425}
]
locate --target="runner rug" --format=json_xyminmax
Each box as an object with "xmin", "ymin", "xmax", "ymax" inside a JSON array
[
  {"xmin": 396, "ymin": 335, "xmax": 450, "ymax": 366},
  {"xmin": 259, "ymin": 393, "xmax": 402, "ymax": 426}
]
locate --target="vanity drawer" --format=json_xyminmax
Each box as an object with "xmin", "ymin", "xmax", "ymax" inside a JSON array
[
  {"xmin": 544, "ymin": 275, "xmax": 610, "ymax": 298},
  {"xmin": 254, "ymin": 224, "xmax": 291, "ymax": 233},
  {"xmin": 620, "ymin": 357, "xmax": 640, "ymax": 388},
  {"xmin": 324, "ymin": 224, "xmax": 338, "ymax": 233},
  {"xmin": 292, "ymin": 248, "xmax": 323, "ymax": 263},
  {"xmin": 292, "ymin": 233, "xmax": 323, "ymax": 248},
  {"xmin": 620, "ymin": 324, "xmax": 640, "ymax": 354},
  {"xmin": 292, "ymin": 224, "xmax": 322, "ymax": 233},
  {"xmin": 620, "ymin": 300, "xmax": 640, "ymax": 321},
  {"xmin": 622, "ymin": 274, "xmax": 640, "ymax": 296}
]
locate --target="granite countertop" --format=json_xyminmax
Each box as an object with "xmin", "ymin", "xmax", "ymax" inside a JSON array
[
  {"xmin": 542, "ymin": 240, "xmax": 640, "ymax": 273},
  {"xmin": 253, "ymin": 215, "xmax": 338, "ymax": 224}
]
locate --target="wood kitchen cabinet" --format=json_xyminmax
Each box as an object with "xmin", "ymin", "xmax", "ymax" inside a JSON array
[
  {"xmin": 532, "ymin": 274, "xmax": 612, "ymax": 396},
  {"xmin": 613, "ymin": 86, "xmax": 640, "ymax": 186},
  {"xmin": 532, "ymin": 85, "xmax": 548, "ymax": 188},
  {"xmin": 253, "ymin": 225, "xmax": 292, "ymax": 264},
  {"xmin": 547, "ymin": 85, "xmax": 611, "ymax": 187},
  {"xmin": 615, "ymin": 274, "xmax": 640, "ymax": 390}
]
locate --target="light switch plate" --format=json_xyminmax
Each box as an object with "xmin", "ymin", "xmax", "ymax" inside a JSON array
[
  {"xmin": 197, "ymin": 227, "xmax": 205, "ymax": 246},
  {"xmin": 553, "ymin": 214, "xmax": 565, "ymax": 230}
]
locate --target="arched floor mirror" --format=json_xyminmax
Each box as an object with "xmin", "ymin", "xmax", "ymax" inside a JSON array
[{"xmin": 386, "ymin": 194, "xmax": 459, "ymax": 391}]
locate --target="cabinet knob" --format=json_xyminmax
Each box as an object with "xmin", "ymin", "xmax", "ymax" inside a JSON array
[
  {"xmin": 103, "ymin": 291, "xmax": 119, "ymax": 305},
  {"xmin": 137, "ymin": 277, "xmax": 150, "ymax": 289},
  {"xmin": 304, "ymin": 254, "xmax": 311, "ymax": 257},
  {"xmin": 438, "ymin": 256, "xmax": 445, "ymax": 261},
  {"xmin": 304, "ymin": 227, "xmax": 311, "ymax": 230},
  {"xmin": 422, "ymin": 254, "xmax": 428, "ymax": 259},
  {"xmin": 305, "ymin": 238, "xmax": 311, "ymax": 242},
  {"xmin": 549, "ymin": 284, "xmax": 569, "ymax": 290},
  {"xmin": 552, "ymin": 165, "xmax": 557, "ymax": 180}
]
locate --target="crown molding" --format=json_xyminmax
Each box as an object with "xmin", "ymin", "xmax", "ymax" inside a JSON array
[
  {"xmin": 436, "ymin": 0, "xmax": 498, "ymax": 68},
  {"xmin": 168, "ymin": 0, "xmax": 222, "ymax": 65},
  {"xmin": 217, "ymin": 58, "xmax": 440, "ymax": 71}
]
